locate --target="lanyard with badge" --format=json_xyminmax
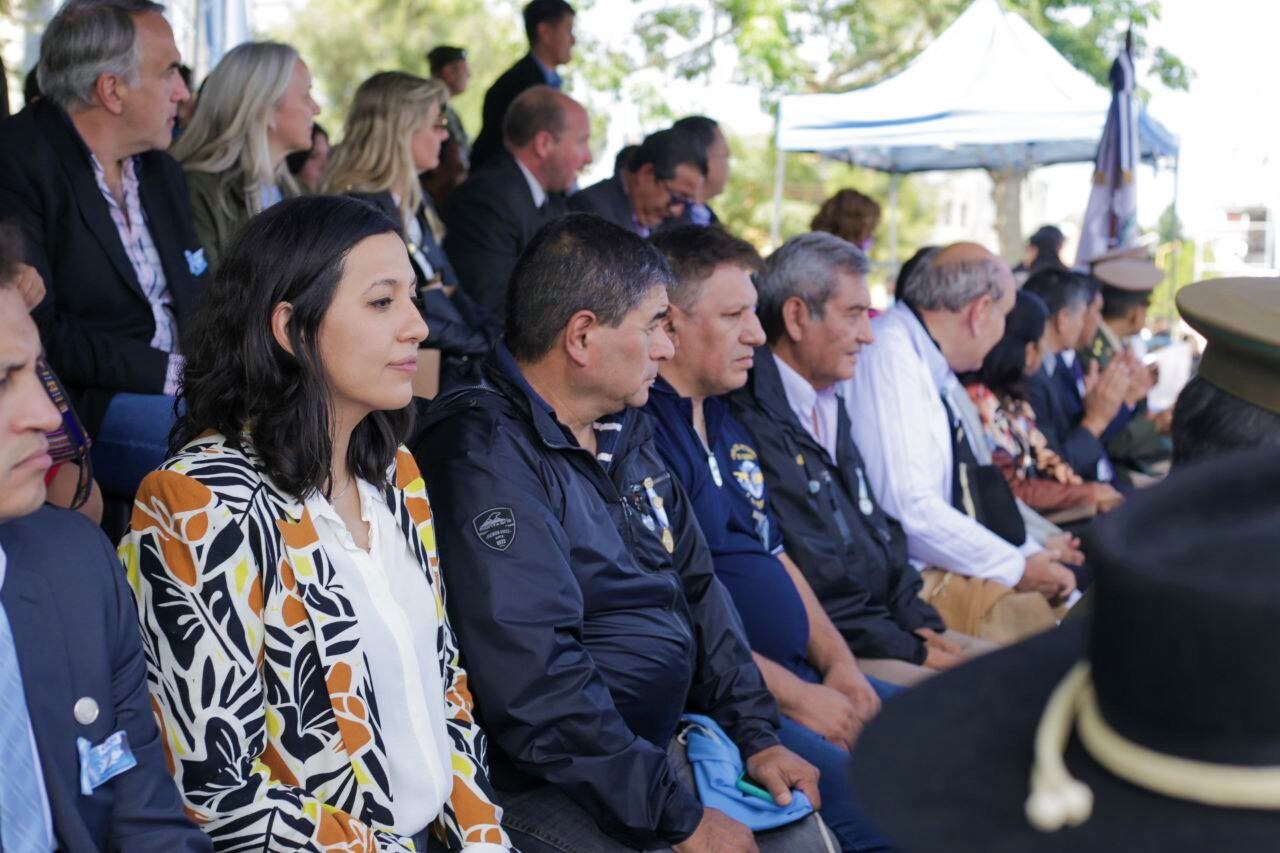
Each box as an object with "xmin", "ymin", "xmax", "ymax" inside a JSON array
[{"xmin": 640, "ymin": 476, "xmax": 675, "ymax": 554}]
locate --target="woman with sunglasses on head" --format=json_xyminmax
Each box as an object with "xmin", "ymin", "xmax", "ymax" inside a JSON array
[
  {"xmin": 323, "ymin": 71, "xmax": 495, "ymax": 393},
  {"xmin": 120, "ymin": 196, "xmax": 511, "ymax": 852}
]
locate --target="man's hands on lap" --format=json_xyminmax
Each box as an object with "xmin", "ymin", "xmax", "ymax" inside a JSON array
[
  {"xmin": 781, "ymin": 680, "xmax": 863, "ymax": 749},
  {"xmin": 745, "ymin": 744, "xmax": 821, "ymax": 809},
  {"xmin": 1017, "ymin": 549, "xmax": 1077, "ymax": 603},
  {"xmin": 822, "ymin": 660, "xmax": 881, "ymax": 725},
  {"xmin": 915, "ymin": 627, "xmax": 965, "ymax": 670}
]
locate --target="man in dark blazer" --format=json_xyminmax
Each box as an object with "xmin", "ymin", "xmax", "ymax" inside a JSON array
[
  {"xmin": 0, "ymin": 255, "xmax": 209, "ymax": 852},
  {"xmin": 443, "ymin": 85, "xmax": 592, "ymax": 329},
  {"xmin": 470, "ymin": 0, "xmax": 575, "ymax": 170},
  {"xmin": 0, "ymin": 0, "xmax": 204, "ymax": 497},
  {"xmin": 570, "ymin": 127, "xmax": 704, "ymax": 236}
]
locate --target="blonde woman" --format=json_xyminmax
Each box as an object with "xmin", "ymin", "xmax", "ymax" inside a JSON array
[
  {"xmin": 174, "ymin": 41, "xmax": 319, "ymax": 268},
  {"xmin": 324, "ymin": 71, "xmax": 495, "ymax": 386}
]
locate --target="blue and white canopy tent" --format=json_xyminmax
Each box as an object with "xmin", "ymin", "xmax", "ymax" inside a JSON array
[{"xmin": 771, "ymin": 0, "xmax": 1179, "ymax": 254}]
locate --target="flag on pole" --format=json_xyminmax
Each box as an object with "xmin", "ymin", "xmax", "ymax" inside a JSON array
[{"xmin": 1075, "ymin": 31, "xmax": 1140, "ymax": 268}]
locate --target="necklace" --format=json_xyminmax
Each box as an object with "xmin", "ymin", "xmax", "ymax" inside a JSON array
[{"xmin": 331, "ymin": 475, "xmax": 354, "ymax": 503}]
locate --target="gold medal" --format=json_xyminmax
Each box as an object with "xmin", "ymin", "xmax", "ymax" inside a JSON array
[{"xmin": 662, "ymin": 528, "xmax": 675, "ymax": 553}]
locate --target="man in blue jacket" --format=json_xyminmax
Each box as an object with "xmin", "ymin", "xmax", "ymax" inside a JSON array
[
  {"xmin": 413, "ymin": 213, "xmax": 821, "ymax": 853},
  {"xmin": 0, "ymin": 231, "xmax": 209, "ymax": 852},
  {"xmin": 645, "ymin": 226, "xmax": 898, "ymax": 852}
]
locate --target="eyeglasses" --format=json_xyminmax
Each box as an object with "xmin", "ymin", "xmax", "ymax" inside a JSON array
[{"xmin": 660, "ymin": 179, "xmax": 695, "ymax": 213}]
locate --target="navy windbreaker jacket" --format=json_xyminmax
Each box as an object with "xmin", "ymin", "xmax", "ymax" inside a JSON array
[
  {"xmin": 411, "ymin": 349, "xmax": 780, "ymax": 848},
  {"xmin": 726, "ymin": 347, "xmax": 945, "ymax": 664}
]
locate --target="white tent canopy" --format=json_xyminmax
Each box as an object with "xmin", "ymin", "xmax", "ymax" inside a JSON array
[{"xmin": 775, "ymin": 0, "xmax": 1179, "ymax": 174}]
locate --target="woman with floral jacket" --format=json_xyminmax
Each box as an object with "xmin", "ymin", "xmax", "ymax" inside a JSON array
[{"xmin": 119, "ymin": 196, "xmax": 510, "ymax": 852}]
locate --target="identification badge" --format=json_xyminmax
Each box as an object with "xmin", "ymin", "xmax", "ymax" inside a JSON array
[{"xmin": 77, "ymin": 730, "xmax": 137, "ymax": 795}]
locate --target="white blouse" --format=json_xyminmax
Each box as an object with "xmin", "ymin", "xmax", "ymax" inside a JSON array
[{"xmin": 305, "ymin": 479, "xmax": 452, "ymax": 837}]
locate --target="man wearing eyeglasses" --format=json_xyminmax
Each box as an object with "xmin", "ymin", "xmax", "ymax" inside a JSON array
[{"xmin": 570, "ymin": 127, "xmax": 705, "ymax": 237}]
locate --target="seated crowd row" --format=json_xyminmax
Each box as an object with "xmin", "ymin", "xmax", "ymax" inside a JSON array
[{"xmin": 3, "ymin": 0, "xmax": 1280, "ymax": 852}]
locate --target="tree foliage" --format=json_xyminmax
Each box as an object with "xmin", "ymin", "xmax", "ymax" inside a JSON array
[{"xmin": 634, "ymin": 0, "xmax": 1190, "ymax": 106}]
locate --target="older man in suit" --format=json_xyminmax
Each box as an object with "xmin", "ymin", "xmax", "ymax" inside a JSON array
[
  {"xmin": 470, "ymin": 0, "xmax": 575, "ymax": 170},
  {"xmin": 0, "ymin": 0, "xmax": 205, "ymax": 498},
  {"xmin": 443, "ymin": 85, "xmax": 592, "ymax": 328},
  {"xmin": 0, "ymin": 233, "xmax": 208, "ymax": 852}
]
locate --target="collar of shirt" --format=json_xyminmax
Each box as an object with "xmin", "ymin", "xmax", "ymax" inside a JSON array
[
  {"xmin": 305, "ymin": 478, "xmax": 382, "ymax": 551},
  {"xmin": 1044, "ymin": 354, "xmax": 1058, "ymax": 376},
  {"xmin": 514, "ymin": 156, "xmax": 548, "ymax": 209},
  {"xmin": 0, "ymin": 540, "xmax": 6, "ymax": 591},
  {"xmin": 772, "ymin": 352, "xmax": 840, "ymax": 459},
  {"xmin": 688, "ymin": 203, "xmax": 713, "ymax": 227},
  {"xmin": 530, "ymin": 53, "xmax": 562, "ymax": 88},
  {"xmin": 493, "ymin": 343, "xmax": 625, "ymax": 463},
  {"xmin": 894, "ymin": 301, "xmax": 958, "ymax": 399},
  {"xmin": 1061, "ymin": 349, "xmax": 1077, "ymax": 369}
]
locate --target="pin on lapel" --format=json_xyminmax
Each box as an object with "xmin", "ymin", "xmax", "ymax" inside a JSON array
[{"xmin": 74, "ymin": 696, "xmax": 99, "ymax": 726}]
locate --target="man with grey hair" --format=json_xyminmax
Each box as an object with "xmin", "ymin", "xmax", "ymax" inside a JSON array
[
  {"xmin": 845, "ymin": 243, "xmax": 1080, "ymax": 643},
  {"xmin": 0, "ymin": 0, "xmax": 203, "ymax": 500},
  {"xmin": 725, "ymin": 231, "xmax": 993, "ymax": 687},
  {"xmin": 443, "ymin": 85, "xmax": 592, "ymax": 327}
]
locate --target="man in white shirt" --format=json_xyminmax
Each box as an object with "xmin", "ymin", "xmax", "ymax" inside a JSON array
[{"xmin": 846, "ymin": 243, "xmax": 1078, "ymax": 642}]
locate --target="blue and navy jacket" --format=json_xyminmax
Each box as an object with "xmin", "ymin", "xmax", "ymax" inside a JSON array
[
  {"xmin": 644, "ymin": 376, "xmax": 816, "ymax": 681},
  {"xmin": 412, "ymin": 347, "xmax": 780, "ymax": 848},
  {"xmin": 726, "ymin": 346, "xmax": 945, "ymax": 664}
]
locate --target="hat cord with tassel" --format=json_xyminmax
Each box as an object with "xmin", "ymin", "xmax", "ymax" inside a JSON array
[{"xmin": 1027, "ymin": 662, "xmax": 1280, "ymax": 832}]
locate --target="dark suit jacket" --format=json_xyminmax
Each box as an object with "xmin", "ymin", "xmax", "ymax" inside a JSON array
[
  {"xmin": 567, "ymin": 174, "xmax": 635, "ymax": 231},
  {"xmin": 442, "ymin": 151, "xmax": 564, "ymax": 327},
  {"xmin": 0, "ymin": 506, "xmax": 209, "ymax": 853},
  {"xmin": 0, "ymin": 101, "xmax": 206, "ymax": 435},
  {"xmin": 470, "ymin": 54, "xmax": 549, "ymax": 170},
  {"xmin": 1024, "ymin": 365, "xmax": 1106, "ymax": 478}
]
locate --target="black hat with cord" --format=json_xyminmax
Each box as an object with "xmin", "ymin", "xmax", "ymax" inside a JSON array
[{"xmin": 851, "ymin": 446, "xmax": 1280, "ymax": 852}]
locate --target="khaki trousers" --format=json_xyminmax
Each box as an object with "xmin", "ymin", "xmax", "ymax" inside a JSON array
[
  {"xmin": 917, "ymin": 568, "xmax": 1057, "ymax": 646},
  {"xmin": 859, "ymin": 630, "xmax": 997, "ymax": 687}
]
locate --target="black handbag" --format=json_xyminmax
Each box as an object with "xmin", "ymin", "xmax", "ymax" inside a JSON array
[{"xmin": 943, "ymin": 395, "xmax": 1026, "ymax": 546}]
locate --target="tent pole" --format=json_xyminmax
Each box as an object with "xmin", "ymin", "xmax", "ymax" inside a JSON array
[
  {"xmin": 887, "ymin": 173, "xmax": 901, "ymax": 272},
  {"xmin": 770, "ymin": 122, "xmax": 785, "ymax": 246}
]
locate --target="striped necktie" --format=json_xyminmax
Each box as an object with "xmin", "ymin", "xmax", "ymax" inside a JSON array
[{"xmin": 0, "ymin": 601, "xmax": 51, "ymax": 851}]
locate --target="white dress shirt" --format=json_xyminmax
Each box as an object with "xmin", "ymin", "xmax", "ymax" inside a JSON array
[
  {"xmin": 305, "ymin": 480, "xmax": 453, "ymax": 838},
  {"xmin": 773, "ymin": 352, "xmax": 841, "ymax": 461},
  {"xmin": 844, "ymin": 302, "xmax": 1038, "ymax": 588},
  {"xmin": 0, "ymin": 543, "xmax": 56, "ymax": 850},
  {"xmin": 514, "ymin": 157, "xmax": 548, "ymax": 209}
]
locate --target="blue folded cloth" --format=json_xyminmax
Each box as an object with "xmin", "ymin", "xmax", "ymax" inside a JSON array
[{"xmin": 679, "ymin": 714, "xmax": 814, "ymax": 831}]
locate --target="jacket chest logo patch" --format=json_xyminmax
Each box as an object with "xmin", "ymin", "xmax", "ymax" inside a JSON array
[
  {"xmin": 729, "ymin": 443, "xmax": 766, "ymax": 509},
  {"xmin": 473, "ymin": 507, "xmax": 516, "ymax": 551}
]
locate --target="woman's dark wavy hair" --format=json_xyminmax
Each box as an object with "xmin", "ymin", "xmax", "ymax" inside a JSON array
[
  {"xmin": 963, "ymin": 289, "xmax": 1050, "ymax": 399},
  {"xmin": 172, "ymin": 195, "xmax": 407, "ymax": 498}
]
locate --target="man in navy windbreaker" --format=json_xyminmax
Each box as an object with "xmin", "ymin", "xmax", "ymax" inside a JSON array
[{"xmin": 412, "ymin": 214, "xmax": 820, "ymax": 853}]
